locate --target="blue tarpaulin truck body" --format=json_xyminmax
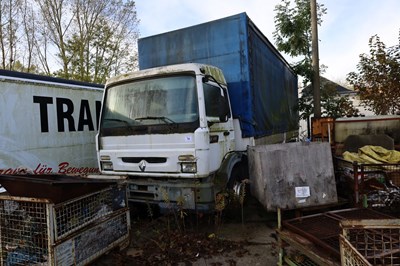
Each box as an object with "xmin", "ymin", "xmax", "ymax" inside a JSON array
[{"xmin": 138, "ymin": 12, "xmax": 298, "ymax": 139}]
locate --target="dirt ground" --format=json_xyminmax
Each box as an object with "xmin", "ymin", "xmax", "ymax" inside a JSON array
[{"xmin": 92, "ymin": 198, "xmax": 282, "ymax": 266}]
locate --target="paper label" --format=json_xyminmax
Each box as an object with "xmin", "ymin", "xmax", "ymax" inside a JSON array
[{"xmin": 295, "ymin": 186, "xmax": 310, "ymax": 198}]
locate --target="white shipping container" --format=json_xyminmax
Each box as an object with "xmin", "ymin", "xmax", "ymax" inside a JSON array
[
  {"xmin": 334, "ymin": 115, "xmax": 400, "ymax": 144},
  {"xmin": 0, "ymin": 70, "xmax": 103, "ymax": 176}
]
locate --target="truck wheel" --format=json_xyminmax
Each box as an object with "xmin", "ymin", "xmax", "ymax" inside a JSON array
[{"xmin": 227, "ymin": 164, "xmax": 250, "ymax": 205}]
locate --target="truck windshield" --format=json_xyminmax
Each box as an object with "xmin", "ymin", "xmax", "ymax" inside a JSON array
[{"xmin": 101, "ymin": 75, "xmax": 199, "ymax": 132}]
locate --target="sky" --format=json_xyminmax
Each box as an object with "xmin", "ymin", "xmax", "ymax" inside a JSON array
[{"xmin": 135, "ymin": 0, "xmax": 400, "ymax": 85}]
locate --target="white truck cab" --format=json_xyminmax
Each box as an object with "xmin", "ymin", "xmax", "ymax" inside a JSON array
[{"xmin": 97, "ymin": 64, "xmax": 250, "ymax": 211}]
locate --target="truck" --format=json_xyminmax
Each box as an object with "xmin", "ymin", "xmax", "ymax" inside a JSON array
[
  {"xmin": 97, "ymin": 13, "xmax": 299, "ymax": 211},
  {"xmin": 0, "ymin": 69, "xmax": 103, "ymax": 176}
]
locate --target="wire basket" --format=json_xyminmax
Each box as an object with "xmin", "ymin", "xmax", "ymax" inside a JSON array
[
  {"xmin": 340, "ymin": 219, "xmax": 400, "ymax": 266},
  {"xmin": 0, "ymin": 183, "xmax": 129, "ymax": 266}
]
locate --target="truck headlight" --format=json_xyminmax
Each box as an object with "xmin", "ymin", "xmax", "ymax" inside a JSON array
[
  {"xmin": 100, "ymin": 155, "xmax": 111, "ymax": 160},
  {"xmin": 181, "ymin": 162, "xmax": 197, "ymax": 173},
  {"xmin": 101, "ymin": 161, "xmax": 113, "ymax": 171}
]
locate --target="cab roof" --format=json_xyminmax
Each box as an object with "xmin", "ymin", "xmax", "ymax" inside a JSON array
[{"xmin": 106, "ymin": 63, "xmax": 227, "ymax": 87}]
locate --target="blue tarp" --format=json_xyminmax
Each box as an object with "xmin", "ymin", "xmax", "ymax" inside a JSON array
[{"xmin": 139, "ymin": 13, "xmax": 298, "ymax": 138}]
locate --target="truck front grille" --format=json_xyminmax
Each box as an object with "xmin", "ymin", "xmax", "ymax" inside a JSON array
[{"xmin": 122, "ymin": 157, "xmax": 167, "ymax": 163}]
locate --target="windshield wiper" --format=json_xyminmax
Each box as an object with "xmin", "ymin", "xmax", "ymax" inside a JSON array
[
  {"xmin": 104, "ymin": 118, "xmax": 131, "ymax": 125},
  {"xmin": 135, "ymin": 116, "xmax": 176, "ymax": 125},
  {"xmin": 103, "ymin": 118, "xmax": 139, "ymax": 130}
]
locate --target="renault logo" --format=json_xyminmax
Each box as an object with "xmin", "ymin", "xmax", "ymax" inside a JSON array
[{"xmin": 139, "ymin": 160, "xmax": 146, "ymax": 172}]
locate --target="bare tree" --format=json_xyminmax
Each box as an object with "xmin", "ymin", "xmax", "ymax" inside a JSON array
[
  {"xmin": 0, "ymin": 0, "xmax": 22, "ymax": 70},
  {"xmin": 0, "ymin": 0, "xmax": 139, "ymax": 81},
  {"xmin": 0, "ymin": 1, "xmax": 5, "ymax": 68},
  {"xmin": 35, "ymin": 0, "xmax": 74, "ymax": 77},
  {"xmin": 65, "ymin": 0, "xmax": 139, "ymax": 83},
  {"xmin": 20, "ymin": 0, "xmax": 37, "ymax": 72},
  {"xmin": 34, "ymin": 24, "xmax": 52, "ymax": 75},
  {"xmin": 0, "ymin": 0, "xmax": 42, "ymax": 73}
]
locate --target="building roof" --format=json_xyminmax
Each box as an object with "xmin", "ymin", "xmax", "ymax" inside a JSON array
[{"xmin": 304, "ymin": 76, "xmax": 356, "ymax": 96}]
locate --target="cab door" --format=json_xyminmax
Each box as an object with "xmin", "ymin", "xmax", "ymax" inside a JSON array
[{"xmin": 203, "ymin": 82, "xmax": 235, "ymax": 172}]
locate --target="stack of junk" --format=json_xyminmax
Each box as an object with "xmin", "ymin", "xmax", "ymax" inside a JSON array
[
  {"xmin": 311, "ymin": 116, "xmax": 400, "ymax": 212},
  {"xmin": 247, "ymin": 139, "xmax": 400, "ymax": 266},
  {"xmin": 339, "ymin": 145, "xmax": 400, "ymax": 213},
  {"xmin": 0, "ymin": 174, "xmax": 130, "ymax": 266}
]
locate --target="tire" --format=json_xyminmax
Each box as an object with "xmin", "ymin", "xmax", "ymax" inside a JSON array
[{"xmin": 227, "ymin": 164, "xmax": 250, "ymax": 205}]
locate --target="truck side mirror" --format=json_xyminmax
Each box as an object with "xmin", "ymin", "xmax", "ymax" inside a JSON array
[{"xmin": 219, "ymin": 95, "xmax": 230, "ymax": 122}]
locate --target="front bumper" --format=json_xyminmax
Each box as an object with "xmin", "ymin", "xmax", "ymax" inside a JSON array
[{"xmin": 126, "ymin": 176, "xmax": 215, "ymax": 212}]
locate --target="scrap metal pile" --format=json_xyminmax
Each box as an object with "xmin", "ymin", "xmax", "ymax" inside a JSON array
[
  {"xmin": 366, "ymin": 180, "xmax": 400, "ymax": 211},
  {"xmin": 337, "ymin": 145, "xmax": 400, "ymax": 213}
]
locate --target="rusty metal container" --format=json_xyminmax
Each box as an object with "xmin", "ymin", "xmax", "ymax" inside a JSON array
[
  {"xmin": 248, "ymin": 142, "xmax": 338, "ymax": 211},
  {"xmin": 0, "ymin": 174, "xmax": 118, "ymax": 203},
  {"xmin": 280, "ymin": 208, "xmax": 394, "ymax": 265},
  {"xmin": 311, "ymin": 117, "xmax": 335, "ymax": 143},
  {"xmin": 334, "ymin": 157, "xmax": 400, "ymax": 209},
  {"xmin": 0, "ymin": 183, "xmax": 130, "ymax": 266},
  {"xmin": 340, "ymin": 219, "xmax": 400, "ymax": 266},
  {"xmin": 334, "ymin": 115, "xmax": 400, "ymax": 147}
]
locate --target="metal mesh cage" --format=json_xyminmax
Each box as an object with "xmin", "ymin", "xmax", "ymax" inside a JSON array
[
  {"xmin": 0, "ymin": 198, "xmax": 50, "ymax": 266},
  {"xmin": 340, "ymin": 219, "xmax": 400, "ymax": 266},
  {"xmin": 0, "ymin": 183, "xmax": 129, "ymax": 266},
  {"xmin": 340, "ymin": 235, "xmax": 371, "ymax": 266},
  {"xmin": 284, "ymin": 254, "xmax": 319, "ymax": 266},
  {"xmin": 72, "ymin": 210, "xmax": 129, "ymax": 265},
  {"xmin": 54, "ymin": 209, "xmax": 130, "ymax": 266},
  {"xmin": 283, "ymin": 208, "xmax": 393, "ymax": 261},
  {"xmin": 335, "ymin": 157, "xmax": 400, "ymax": 211},
  {"xmin": 54, "ymin": 185, "xmax": 126, "ymax": 240}
]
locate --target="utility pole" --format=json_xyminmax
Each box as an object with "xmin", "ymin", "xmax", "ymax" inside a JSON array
[{"xmin": 310, "ymin": 0, "xmax": 321, "ymax": 118}]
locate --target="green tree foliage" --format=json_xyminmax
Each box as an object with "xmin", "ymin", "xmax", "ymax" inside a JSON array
[
  {"xmin": 273, "ymin": 0, "xmax": 326, "ymax": 83},
  {"xmin": 274, "ymin": 0, "xmax": 358, "ymax": 120},
  {"xmin": 347, "ymin": 34, "xmax": 400, "ymax": 115}
]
